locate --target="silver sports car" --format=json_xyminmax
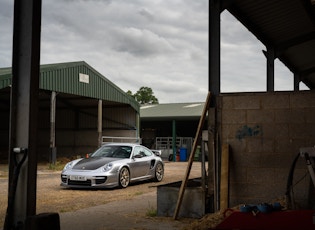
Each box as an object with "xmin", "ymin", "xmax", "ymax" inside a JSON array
[{"xmin": 60, "ymin": 143, "xmax": 164, "ymax": 188}]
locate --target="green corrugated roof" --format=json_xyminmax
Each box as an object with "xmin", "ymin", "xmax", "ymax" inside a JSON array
[
  {"xmin": 0, "ymin": 61, "xmax": 139, "ymax": 112},
  {"xmin": 0, "ymin": 67, "xmax": 13, "ymax": 89},
  {"xmin": 140, "ymin": 102, "xmax": 205, "ymax": 120}
]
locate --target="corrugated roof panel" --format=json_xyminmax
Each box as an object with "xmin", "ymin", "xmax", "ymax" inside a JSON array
[
  {"xmin": 0, "ymin": 61, "xmax": 139, "ymax": 112},
  {"xmin": 140, "ymin": 103, "xmax": 205, "ymax": 120}
]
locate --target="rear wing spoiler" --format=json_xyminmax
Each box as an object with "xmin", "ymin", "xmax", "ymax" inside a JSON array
[{"xmin": 151, "ymin": 150, "xmax": 162, "ymax": 156}]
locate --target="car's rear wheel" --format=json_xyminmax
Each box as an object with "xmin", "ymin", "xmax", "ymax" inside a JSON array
[
  {"xmin": 119, "ymin": 167, "xmax": 130, "ymax": 188},
  {"xmin": 154, "ymin": 162, "xmax": 164, "ymax": 182}
]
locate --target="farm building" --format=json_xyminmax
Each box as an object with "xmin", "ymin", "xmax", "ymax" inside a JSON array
[
  {"xmin": 140, "ymin": 102, "xmax": 207, "ymax": 160},
  {"xmin": 4, "ymin": 0, "xmax": 315, "ymax": 229},
  {"xmin": 0, "ymin": 61, "xmax": 140, "ymax": 162}
]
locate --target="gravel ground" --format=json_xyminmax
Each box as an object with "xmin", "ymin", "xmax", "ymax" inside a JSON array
[
  {"xmin": 59, "ymin": 191, "xmax": 193, "ymax": 230},
  {"xmin": 0, "ymin": 161, "xmax": 208, "ymax": 230}
]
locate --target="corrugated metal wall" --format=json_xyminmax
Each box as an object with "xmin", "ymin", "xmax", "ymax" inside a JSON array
[
  {"xmin": 37, "ymin": 107, "xmax": 137, "ymax": 130},
  {"xmin": 39, "ymin": 62, "xmax": 139, "ymax": 111}
]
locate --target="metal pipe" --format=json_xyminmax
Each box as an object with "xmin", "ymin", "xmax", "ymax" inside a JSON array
[{"xmin": 6, "ymin": 0, "xmax": 42, "ymax": 228}]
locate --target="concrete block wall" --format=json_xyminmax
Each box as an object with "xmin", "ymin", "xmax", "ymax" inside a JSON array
[{"xmin": 218, "ymin": 91, "xmax": 315, "ymax": 208}]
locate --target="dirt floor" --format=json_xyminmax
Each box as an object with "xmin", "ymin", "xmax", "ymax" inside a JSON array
[{"xmin": 0, "ymin": 161, "xmax": 227, "ymax": 230}]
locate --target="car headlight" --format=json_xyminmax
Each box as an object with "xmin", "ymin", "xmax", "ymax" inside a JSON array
[
  {"xmin": 102, "ymin": 163, "xmax": 113, "ymax": 172},
  {"xmin": 63, "ymin": 162, "xmax": 74, "ymax": 171}
]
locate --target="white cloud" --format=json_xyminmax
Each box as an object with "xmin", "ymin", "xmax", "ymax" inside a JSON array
[
  {"xmin": 110, "ymin": 27, "xmax": 174, "ymax": 56},
  {"xmin": 0, "ymin": 1, "xmax": 306, "ymax": 103}
]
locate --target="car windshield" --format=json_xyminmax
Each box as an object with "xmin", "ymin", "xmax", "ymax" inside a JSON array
[{"xmin": 91, "ymin": 145, "xmax": 132, "ymax": 158}]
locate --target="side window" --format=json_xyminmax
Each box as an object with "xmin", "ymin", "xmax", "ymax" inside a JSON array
[
  {"xmin": 142, "ymin": 147, "xmax": 152, "ymax": 157},
  {"xmin": 133, "ymin": 146, "xmax": 152, "ymax": 157},
  {"xmin": 133, "ymin": 146, "xmax": 141, "ymax": 157}
]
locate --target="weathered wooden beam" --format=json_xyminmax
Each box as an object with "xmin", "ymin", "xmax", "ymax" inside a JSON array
[{"xmin": 173, "ymin": 92, "xmax": 211, "ymax": 220}]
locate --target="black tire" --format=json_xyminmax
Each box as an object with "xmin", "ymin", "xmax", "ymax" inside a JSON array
[
  {"xmin": 118, "ymin": 167, "xmax": 130, "ymax": 188},
  {"xmin": 153, "ymin": 162, "xmax": 164, "ymax": 182}
]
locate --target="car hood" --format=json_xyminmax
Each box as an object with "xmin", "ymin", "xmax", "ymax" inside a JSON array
[{"xmin": 72, "ymin": 157, "xmax": 117, "ymax": 170}]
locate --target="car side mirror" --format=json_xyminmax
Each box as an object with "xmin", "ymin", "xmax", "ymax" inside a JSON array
[{"xmin": 133, "ymin": 154, "xmax": 142, "ymax": 159}]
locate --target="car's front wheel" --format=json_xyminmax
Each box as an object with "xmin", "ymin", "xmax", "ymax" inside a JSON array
[
  {"xmin": 154, "ymin": 162, "xmax": 164, "ymax": 182},
  {"xmin": 118, "ymin": 167, "xmax": 130, "ymax": 188}
]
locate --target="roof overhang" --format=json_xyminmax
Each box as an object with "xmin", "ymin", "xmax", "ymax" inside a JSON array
[
  {"xmin": 223, "ymin": 0, "xmax": 315, "ymax": 88},
  {"xmin": 140, "ymin": 103, "xmax": 206, "ymax": 121}
]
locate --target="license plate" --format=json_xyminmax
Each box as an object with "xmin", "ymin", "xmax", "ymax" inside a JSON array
[{"xmin": 70, "ymin": 175, "xmax": 87, "ymax": 181}]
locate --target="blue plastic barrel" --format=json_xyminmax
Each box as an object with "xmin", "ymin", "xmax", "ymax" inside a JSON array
[{"xmin": 179, "ymin": 148, "xmax": 187, "ymax": 161}]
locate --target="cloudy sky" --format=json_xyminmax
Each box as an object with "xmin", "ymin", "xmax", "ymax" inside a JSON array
[{"xmin": 0, "ymin": 0, "xmax": 307, "ymax": 103}]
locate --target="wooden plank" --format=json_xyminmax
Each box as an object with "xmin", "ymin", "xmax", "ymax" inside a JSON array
[
  {"xmin": 173, "ymin": 92, "xmax": 211, "ymax": 220},
  {"xmin": 220, "ymin": 144, "xmax": 229, "ymax": 211}
]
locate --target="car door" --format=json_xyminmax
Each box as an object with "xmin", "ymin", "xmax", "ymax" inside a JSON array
[{"xmin": 130, "ymin": 146, "xmax": 151, "ymax": 179}]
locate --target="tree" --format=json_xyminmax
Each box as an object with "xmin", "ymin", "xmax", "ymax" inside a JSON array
[
  {"xmin": 126, "ymin": 90, "xmax": 135, "ymax": 98},
  {"xmin": 127, "ymin": 86, "xmax": 159, "ymax": 105}
]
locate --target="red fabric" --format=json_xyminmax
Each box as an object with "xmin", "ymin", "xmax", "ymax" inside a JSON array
[{"xmin": 215, "ymin": 210, "xmax": 315, "ymax": 230}]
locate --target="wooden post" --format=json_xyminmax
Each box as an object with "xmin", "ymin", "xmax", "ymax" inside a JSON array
[
  {"xmin": 220, "ymin": 144, "xmax": 229, "ymax": 211},
  {"xmin": 173, "ymin": 92, "xmax": 211, "ymax": 220}
]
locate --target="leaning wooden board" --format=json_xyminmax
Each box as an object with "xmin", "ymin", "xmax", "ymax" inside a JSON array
[{"xmin": 173, "ymin": 91, "xmax": 211, "ymax": 220}]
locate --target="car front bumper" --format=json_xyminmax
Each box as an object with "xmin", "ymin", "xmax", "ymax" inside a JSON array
[{"xmin": 60, "ymin": 169, "xmax": 119, "ymax": 188}]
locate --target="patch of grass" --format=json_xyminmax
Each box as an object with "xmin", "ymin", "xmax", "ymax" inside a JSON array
[
  {"xmin": 47, "ymin": 161, "xmax": 65, "ymax": 171},
  {"xmin": 146, "ymin": 203, "xmax": 157, "ymax": 217},
  {"xmin": 134, "ymin": 191, "xmax": 144, "ymax": 196}
]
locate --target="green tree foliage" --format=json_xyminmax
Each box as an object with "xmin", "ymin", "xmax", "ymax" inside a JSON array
[
  {"xmin": 127, "ymin": 87, "xmax": 159, "ymax": 105},
  {"xmin": 126, "ymin": 90, "xmax": 135, "ymax": 99}
]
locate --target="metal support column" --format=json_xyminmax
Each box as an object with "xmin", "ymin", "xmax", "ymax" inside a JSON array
[
  {"xmin": 4, "ymin": 0, "xmax": 42, "ymax": 229},
  {"xmin": 209, "ymin": 0, "xmax": 221, "ymax": 96},
  {"xmin": 136, "ymin": 112, "xmax": 140, "ymax": 142},
  {"xmin": 265, "ymin": 46, "xmax": 275, "ymax": 92},
  {"xmin": 294, "ymin": 73, "xmax": 300, "ymax": 91},
  {"xmin": 209, "ymin": 0, "xmax": 221, "ymax": 212},
  {"xmin": 98, "ymin": 100, "xmax": 102, "ymax": 147},
  {"xmin": 50, "ymin": 91, "xmax": 56, "ymax": 164},
  {"xmin": 172, "ymin": 120, "xmax": 176, "ymax": 162}
]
